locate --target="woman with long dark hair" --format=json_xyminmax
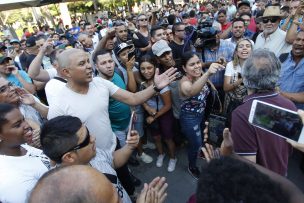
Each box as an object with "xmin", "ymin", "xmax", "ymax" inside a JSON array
[
  {"xmin": 179, "ymin": 51, "xmax": 224, "ymax": 179},
  {"xmin": 139, "ymin": 55, "xmax": 177, "ymax": 172}
]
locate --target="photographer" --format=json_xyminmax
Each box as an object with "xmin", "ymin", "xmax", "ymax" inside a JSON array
[{"xmin": 195, "ymin": 24, "xmax": 234, "ymax": 103}]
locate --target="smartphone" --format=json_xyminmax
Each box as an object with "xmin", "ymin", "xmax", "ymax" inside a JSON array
[
  {"xmin": 208, "ymin": 114, "xmax": 227, "ymax": 147},
  {"xmin": 249, "ymin": 100, "xmax": 304, "ymax": 143},
  {"xmin": 128, "ymin": 50, "xmax": 135, "ymax": 60},
  {"xmin": 175, "ymin": 71, "xmax": 183, "ymax": 80},
  {"xmin": 127, "ymin": 111, "xmax": 136, "ymax": 137}
]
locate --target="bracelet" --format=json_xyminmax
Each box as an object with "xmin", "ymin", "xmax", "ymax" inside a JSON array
[{"xmin": 152, "ymin": 84, "xmax": 161, "ymax": 92}]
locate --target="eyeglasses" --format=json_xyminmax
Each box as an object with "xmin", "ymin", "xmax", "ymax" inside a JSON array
[
  {"xmin": 0, "ymin": 82, "xmax": 13, "ymax": 94},
  {"xmin": 262, "ymin": 17, "xmax": 279, "ymax": 24},
  {"xmin": 176, "ymin": 29, "xmax": 185, "ymax": 32},
  {"xmin": 139, "ymin": 18, "xmax": 148, "ymax": 22}
]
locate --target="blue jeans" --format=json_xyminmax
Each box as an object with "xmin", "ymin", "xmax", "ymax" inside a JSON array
[{"xmin": 180, "ymin": 111, "xmax": 205, "ymax": 168}]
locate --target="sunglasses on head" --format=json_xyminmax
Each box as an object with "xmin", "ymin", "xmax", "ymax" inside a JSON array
[{"xmin": 262, "ymin": 17, "xmax": 279, "ymax": 24}]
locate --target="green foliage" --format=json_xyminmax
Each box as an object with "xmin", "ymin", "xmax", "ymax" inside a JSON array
[
  {"xmin": 5, "ymin": 10, "xmax": 33, "ymax": 25},
  {"xmin": 68, "ymin": 1, "xmax": 95, "ymax": 14}
]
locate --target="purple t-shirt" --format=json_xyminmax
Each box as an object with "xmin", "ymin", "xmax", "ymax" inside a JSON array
[{"xmin": 231, "ymin": 92, "xmax": 295, "ymax": 176}]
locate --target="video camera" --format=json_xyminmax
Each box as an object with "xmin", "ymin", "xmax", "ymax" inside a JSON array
[{"xmin": 185, "ymin": 20, "xmax": 219, "ymax": 49}]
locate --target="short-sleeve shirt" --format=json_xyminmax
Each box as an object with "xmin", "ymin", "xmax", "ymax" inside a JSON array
[
  {"xmin": 169, "ymin": 40, "xmax": 192, "ymax": 69},
  {"xmin": 90, "ymin": 148, "xmax": 132, "ymax": 203},
  {"xmin": 278, "ymin": 52, "xmax": 304, "ymax": 109},
  {"xmin": 254, "ymin": 28, "xmax": 292, "ymax": 57},
  {"xmin": 0, "ymin": 144, "xmax": 50, "ymax": 202},
  {"xmin": 48, "ymin": 77, "xmax": 119, "ymax": 152},
  {"xmin": 109, "ymin": 73, "xmax": 131, "ymax": 132},
  {"xmin": 231, "ymin": 92, "xmax": 294, "ymax": 175},
  {"xmin": 6, "ymin": 70, "xmax": 32, "ymax": 88},
  {"xmin": 203, "ymin": 39, "xmax": 235, "ymax": 87},
  {"xmin": 146, "ymin": 86, "xmax": 170, "ymax": 111}
]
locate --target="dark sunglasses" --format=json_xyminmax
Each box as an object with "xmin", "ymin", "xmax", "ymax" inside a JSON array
[
  {"xmin": 59, "ymin": 127, "xmax": 91, "ymax": 159},
  {"xmin": 139, "ymin": 18, "xmax": 148, "ymax": 22},
  {"xmin": 262, "ymin": 17, "xmax": 279, "ymax": 24}
]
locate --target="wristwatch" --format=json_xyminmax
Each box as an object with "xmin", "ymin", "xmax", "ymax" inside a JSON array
[{"xmin": 152, "ymin": 84, "xmax": 161, "ymax": 92}]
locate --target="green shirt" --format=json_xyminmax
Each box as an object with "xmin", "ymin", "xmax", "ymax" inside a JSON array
[{"xmin": 108, "ymin": 73, "xmax": 131, "ymax": 131}]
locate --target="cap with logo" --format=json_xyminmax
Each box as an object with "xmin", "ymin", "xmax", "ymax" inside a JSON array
[
  {"xmin": 152, "ymin": 40, "xmax": 172, "ymax": 57},
  {"xmin": 114, "ymin": 42, "xmax": 133, "ymax": 56}
]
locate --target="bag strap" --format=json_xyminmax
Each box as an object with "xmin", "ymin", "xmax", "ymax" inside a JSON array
[
  {"xmin": 207, "ymin": 80, "xmax": 223, "ymax": 113},
  {"xmin": 54, "ymin": 77, "xmax": 67, "ymax": 83}
]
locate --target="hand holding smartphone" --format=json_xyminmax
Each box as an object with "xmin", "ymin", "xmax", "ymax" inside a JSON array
[{"xmin": 249, "ymin": 100, "xmax": 304, "ymax": 143}]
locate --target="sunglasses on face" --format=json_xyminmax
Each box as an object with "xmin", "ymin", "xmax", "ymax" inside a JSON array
[
  {"xmin": 58, "ymin": 127, "xmax": 91, "ymax": 160},
  {"xmin": 262, "ymin": 17, "xmax": 279, "ymax": 24},
  {"xmin": 139, "ymin": 18, "xmax": 148, "ymax": 22}
]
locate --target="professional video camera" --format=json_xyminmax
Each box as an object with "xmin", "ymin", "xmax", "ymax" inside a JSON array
[{"xmin": 185, "ymin": 20, "xmax": 219, "ymax": 49}]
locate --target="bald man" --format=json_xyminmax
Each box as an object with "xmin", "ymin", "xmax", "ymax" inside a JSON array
[
  {"xmin": 29, "ymin": 165, "xmax": 168, "ymax": 203},
  {"xmin": 48, "ymin": 48, "xmax": 177, "ymax": 152},
  {"xmin": 29, "ymin": 165, "xmax": 121, "ymax": 203}
]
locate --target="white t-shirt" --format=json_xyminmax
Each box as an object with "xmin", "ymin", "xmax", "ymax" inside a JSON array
[
  {"xmin": 0, "ymin": 144, "xmax": 50, "ymax": 203},
  {"xmin": 225, "ymin": 61, "xmax": 242, "ymax": 78},
  {"xmin": 90, "ymin": 148, "xmax": 132, "ymax": 203},
  {"xmin": 46, "ymin": 68, "xmax": 58, "ymax": 79},
  {"xmin": 48, "ymin": 77, "xmax": 119, "ymax": 152},
  {"xmin": 45, "ymin": 78, "xmax": 66, "ymax": 106}
]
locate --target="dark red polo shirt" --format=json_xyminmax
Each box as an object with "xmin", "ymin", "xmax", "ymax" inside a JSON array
[{"xmin": 231, "ymin": 92, "xmax": 295, "ymax": 176}]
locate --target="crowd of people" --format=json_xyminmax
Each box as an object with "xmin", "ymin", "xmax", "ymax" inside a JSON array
[{"xmin": 1, "ymin": 0, "xmax": 304, "ymax": 202}]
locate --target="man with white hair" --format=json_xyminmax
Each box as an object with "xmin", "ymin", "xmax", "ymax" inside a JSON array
[
  {"xmin": 254, "ymin": 6, "xmax": 292, "ymax": 56},
  {"xmin": 231, "ymin": 49, "xmax": 295, "ymax": 176}
]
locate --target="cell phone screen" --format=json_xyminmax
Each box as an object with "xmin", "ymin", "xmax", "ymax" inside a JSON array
[
  {"xmin": 208, "ymin": 114, "xmax": 226, "ymax": 147},
  {"xmin": 128, "ymin": 51, "xmax": 135, "ymax": 60},
  {"xmin": 251, "ymin": 101, "xmax": 303, "ymax": 142}
]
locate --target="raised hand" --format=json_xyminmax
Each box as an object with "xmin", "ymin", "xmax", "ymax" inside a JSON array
[
  {"xmin": 136, "ymin": 177, "xmax": 168, "ymax": 203},
  {"xmin": 153, "ymin": 67, "xmax": 177, "ymax": 89},
  {"xmin": 206, "ymin": 63, "xmax": 225, "ymax": 76}
]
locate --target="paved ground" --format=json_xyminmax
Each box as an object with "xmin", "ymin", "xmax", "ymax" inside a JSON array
[{"xmin": 130, "ymin": 146, "xmax": 304, "ymax": 203}]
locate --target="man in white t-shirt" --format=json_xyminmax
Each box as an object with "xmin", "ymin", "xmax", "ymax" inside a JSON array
[
  {"xmin": 47, "ymin": 48, "xmax": 177, "ymax": 152},
  {"xmin": 40, "ymin": 115, "xmax": 141, "ymax": 203}
]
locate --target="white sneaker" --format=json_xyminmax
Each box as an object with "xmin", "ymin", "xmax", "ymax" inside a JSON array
[
  {"xmin": 156, "ymin": 154, "xmax": 165, "ymax": 167},
  {"xmin": 137, "ymin": 152, "xmax": 153, "ymax": 164},
  {"xmin": 167, "ymin": 158, "xmax": 177, "ymax": 172},
  {"xmin": 143, "ymin": 142, "xmax": 156, "ymax": 150}
]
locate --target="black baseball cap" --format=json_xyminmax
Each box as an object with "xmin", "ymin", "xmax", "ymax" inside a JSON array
[
  {"xmin": 114, "ymin": 42, "xmax": 133, "ymax": 56},
  {"xmin": 0, "ymin": 54, "xmax": 11, "ymax": 64},
  {"xmin": 238, "ymin": 0, "xmax": 251, "ymax": 8},
  {"xmin": 26, "ymin": 36, "xmax": 37, "ymax": 47}
]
